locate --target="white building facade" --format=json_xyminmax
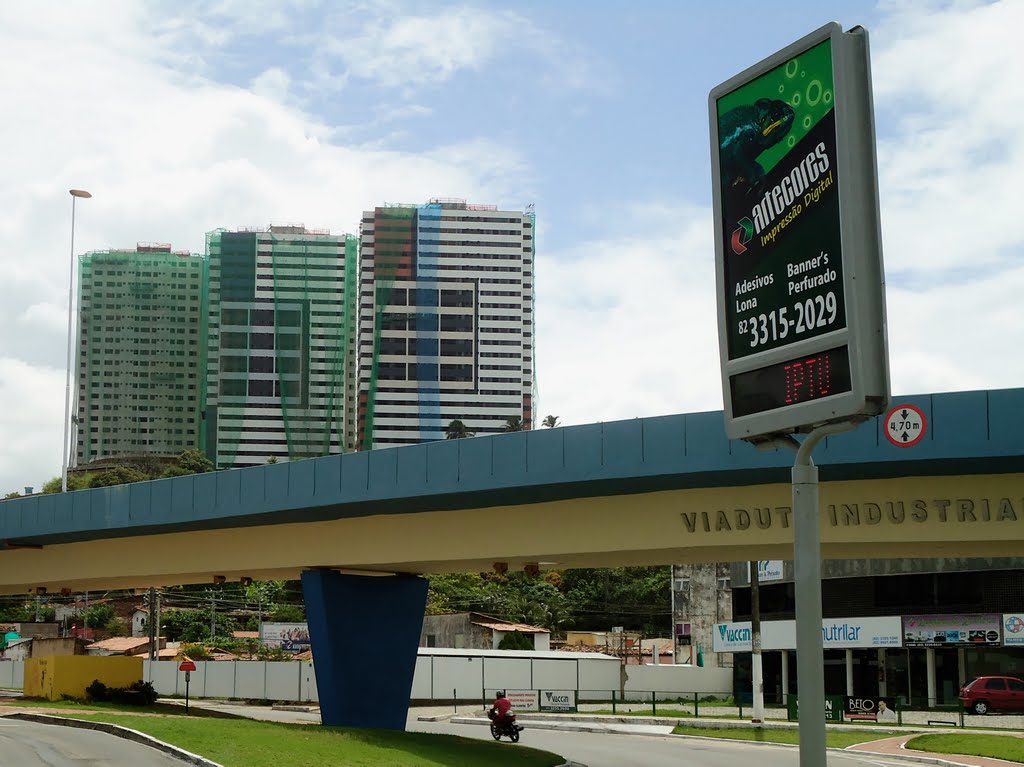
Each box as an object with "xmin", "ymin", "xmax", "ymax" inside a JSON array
[{"xmin": 357, "ymin": 199, "xmax": 535, "ymax": 447}]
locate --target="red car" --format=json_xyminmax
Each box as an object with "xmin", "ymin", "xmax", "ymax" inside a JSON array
[{"xmin": 958, "ymin": 676, "xmax": 1024, "ymax": 714}]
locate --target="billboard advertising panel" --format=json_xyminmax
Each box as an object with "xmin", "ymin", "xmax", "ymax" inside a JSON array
[
  {"xmin": 1003, "ymin": 614, "xmax": 1024, "ymax": 646},
  {"xmin": 260, "ymin": 622, "xmax": 311, "ymax": 652},
  {"xmin": 714, "ymin": 616, "xmax": 901, "ymax": 653},
  {"xmin": 902, "ymin": 615, "xmax": 1001, "ymax": 647},
  {"xmin": 710, "ymin": 23, "xmax": 889, "ymax": 441}
]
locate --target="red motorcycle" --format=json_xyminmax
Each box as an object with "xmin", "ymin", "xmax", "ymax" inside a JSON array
[{"xmin": 488, "ymin": 710, "xmax": 523, "ymax": 743}]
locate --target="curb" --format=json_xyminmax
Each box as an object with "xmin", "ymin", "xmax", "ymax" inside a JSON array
[{"xmin": 6, "ymin": 712, "xmax": 222, "ymax": 767}]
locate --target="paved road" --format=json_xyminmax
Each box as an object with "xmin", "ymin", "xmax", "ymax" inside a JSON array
[
  {"xmin": 410, "ymin": 718, "xmax": 909, "ymax": 767},
  {"xmin": 0, "ymin": 718, "xmax": 185, "ymax": 766}
]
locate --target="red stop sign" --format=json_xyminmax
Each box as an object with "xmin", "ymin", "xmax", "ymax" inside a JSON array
[{"xmin": 178, "ymin": 660, "xmax": 197, "ymax": 672}]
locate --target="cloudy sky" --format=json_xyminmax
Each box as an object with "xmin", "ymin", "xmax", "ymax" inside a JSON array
[{"xmin": 1, "ymin": 0, "xmax": 1021, "ymax": 494}]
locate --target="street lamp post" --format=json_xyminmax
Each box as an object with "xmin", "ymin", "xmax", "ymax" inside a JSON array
[{"xmin": 61, "ymin": 189, "xmax": 92, "ymax": 493}]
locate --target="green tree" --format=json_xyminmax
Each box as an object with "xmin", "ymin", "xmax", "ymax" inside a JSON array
[
  {"xmin": 175, "ymin": 449, "xmax": 214, "ymax": 474},
  {"xmin": 498, "ymin": 631, "xmax": 535, "ymax": 651},
  {"xmin": 3, "ymin": 492, "xmax": 21, "ymax": 500},
  {"xmin": 444, "ymin": 419, "xmax": 473, "ymax": 439},
  {"xmin": 559, "ymin": 566, "xmax": 670, "ymax": 635},
  {"xmin": 426, "ymin": 573, "xmax": 496, "ymax": 615},
  {"xmin": 0, "ymin": 603, "xmax": 34, "ymax": 622},
  {"xmin": 542, "ymin": 415, "xmax": 560, "ymax": 428},
  {"xmin": 82, "ymin": 603, "xmax": 116, "ymax": 628},
  {"xmin": 161, "ymin": 609, "xmax": 212, "ymax": 643},
  {"xmin": 266, "ymin": 456, "xmax": 279, "ymax": 464},
  {"xmin": 502, "ymin": 416, "xmax": 525, "ymax": 432},
  {"xmin": 88, "ymin": 467, "xmax": 149, "ymax": 488},
  {"xmin": 41, "ymin": 473, "xmax": 92, "ymax": 494},
  {"xmin": 270, "ymin": 603, "xmax": 305, "ymax": 622},
  {"xmin": 158, "ymin": 465, "xmax": 193, "ymax": 479}
]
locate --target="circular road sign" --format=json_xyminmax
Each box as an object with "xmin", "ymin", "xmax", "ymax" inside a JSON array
[{"xmin": 884, "ymin": 403, "xmax": 926, "ymax": 448}]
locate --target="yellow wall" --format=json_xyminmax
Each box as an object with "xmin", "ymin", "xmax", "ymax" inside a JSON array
[{"xmin": 24, "ymin": 655, "xmax": 143, "ymax": 701}]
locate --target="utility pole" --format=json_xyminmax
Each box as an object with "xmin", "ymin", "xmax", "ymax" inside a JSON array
[
  {"xmin": 34, "ymin": 595, "xmax": 41, "ymax": 623},
  {"xmin": 257, "ymin": 592, "xmax": 263, "ymax": 646},
  {"xmin": 148, "ymin": 587, "xmax": 157, "ymax": 662},
  {"xmin": 210, "ymin": 592, "xmax": 216, "ymax": 642},
  {"xmin": 156, "ymin": 590, "xmax": 161, "ymax": 653},
  {"xmin": 750, "ymin": 561, "xmax": 765, "ymax": 723},
  {"xmin": 83, "ymin": 591, "xmax": 89, "ymax": 638}
]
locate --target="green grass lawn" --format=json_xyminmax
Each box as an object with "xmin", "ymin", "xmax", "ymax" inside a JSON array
[
  {"xmin": 906, "ymin": 733, "xmax": 1024, "ymax": 763},
  {"xmin": 670, "ymin": 724, "xmax": 892, "ymax": 749},
  {"xmin": 44, "ymin": 712, "xmax": 565, "ymax": 767}
]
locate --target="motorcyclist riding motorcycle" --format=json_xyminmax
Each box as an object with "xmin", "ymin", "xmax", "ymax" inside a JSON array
[{"xmin": 487, "ymin": 691, "xmax": 522, "ymax": 741}]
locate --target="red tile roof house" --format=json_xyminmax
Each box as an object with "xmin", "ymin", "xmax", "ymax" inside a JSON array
[
  {"xmin": 85, "ymin": 636, "xmax": 165, "ymax": 656},
  {"xmin": 420, "ymin": 613, "xmax": 550, "ymax": 651}
]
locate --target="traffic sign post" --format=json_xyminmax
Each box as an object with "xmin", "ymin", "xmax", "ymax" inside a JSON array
[
  {"xmin": 179, "ymin": 659, "xmax": 197, "ymax": 713},
  {"xmin": 885, "ymin": 404, "xmax": 926, "ymax": 447},
  {"xmin": 709, "ymin": 22, "xmax": 890, "ymax": 767}
]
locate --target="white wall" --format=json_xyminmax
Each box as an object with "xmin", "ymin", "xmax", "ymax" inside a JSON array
[
  {"xmin": 0, "ymin": 660, "xmax": 24, "ymax": 689},
  {"xmin": 2, "ymin": 654, "xmax": 728, "ymax": 704},
  {"xmin": 623, "ymin": 664, "xmax": 732, "ymax": 700},
  {"xmin": 411, "ymin": 653, "xmax": 619, "ymax": 702}
]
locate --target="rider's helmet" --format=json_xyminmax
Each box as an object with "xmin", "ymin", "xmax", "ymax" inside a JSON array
[{"xmin": 496, "ymin": 690, "xmax": 505, "ymax": 698}]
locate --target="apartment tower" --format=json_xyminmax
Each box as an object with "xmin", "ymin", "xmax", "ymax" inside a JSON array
[
  {"xmin": 204, "ymin": 225, "xmax": 358, "ymax": 468},
  {"xmin": 357, "ymin": 199, "xmax": 535, "ymax": 447},
  {"xmin": 74, "ymin": 244, "xmax": 205, "ymax": 466}
]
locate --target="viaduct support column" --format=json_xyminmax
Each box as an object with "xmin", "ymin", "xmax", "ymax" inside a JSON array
[{"xmin": 302, "ymin": 570, "xmax": 428, "ymax": 729}]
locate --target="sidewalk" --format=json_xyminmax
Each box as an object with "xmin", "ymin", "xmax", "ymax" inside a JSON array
[{"xmin": 850, "ymin": 734, "xmax": 1024, "ymax": 767}]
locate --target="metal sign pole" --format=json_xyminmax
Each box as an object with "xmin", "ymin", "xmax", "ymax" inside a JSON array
[
  {"xmin": 185, "ymin": 670, "xmax": 191, "ymax": 714},
  {"xmin": 785, "ymin": 421, "xmax": 855, "ymax": 766}
]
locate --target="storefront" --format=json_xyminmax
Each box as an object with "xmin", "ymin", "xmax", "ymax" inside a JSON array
[{"xmin": 718, "ymin": 613, "xmax": 1024, "ymax": 706}]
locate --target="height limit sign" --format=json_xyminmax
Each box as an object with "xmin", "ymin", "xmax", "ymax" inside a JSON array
[{"xmin": 884, "ymin": 403, "xmax": 926, "ymax": 447}]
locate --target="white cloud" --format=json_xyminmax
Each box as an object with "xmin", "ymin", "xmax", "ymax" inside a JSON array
[
  {"xmin": 536, "ymin": 204, "xmax": 724, "ymax": 426},
  {"xmin": 0, "ymin": 359, "xmax": 64, "ymax": 493},
  {"xmin": 873, "ymin": 0, "xmax": 1024, "ymax": 274},
  {"xmin": 0, "ymin": 1, "xmax": 530, "ymax": 493},
  {"xmin": 330, "ymin": 8, "xmax": 516, "ymax": 88}
]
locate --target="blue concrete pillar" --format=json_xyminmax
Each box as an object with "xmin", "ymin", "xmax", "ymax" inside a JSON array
[{"xmin": 302, "ymin": 570, "xmax": 428, "ymax": 729}]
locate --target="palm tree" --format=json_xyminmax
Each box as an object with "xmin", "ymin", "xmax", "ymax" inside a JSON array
[
  {"xmin": 502, "ymin": 416, "xmax": 525, "ymax": 432},
  {"xmin": 444, "ymin": 419, "xmax": 472, "ymax": 439},
  {"xmin": 542, "ymin": 415, "xmax": 560, "ymax": 428}
]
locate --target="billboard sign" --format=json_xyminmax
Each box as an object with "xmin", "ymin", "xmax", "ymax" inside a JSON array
[
  {"xmin": 486, "ymin": 689, "xmax": 538, "ymax": 711},
  {"xmin": 1004, "ymin": 614, "xmax": 1024, "ymax": 646},
  {"xmin": 787, "ymin": 694, "xmax": 844, "ymax": 722},
  {"xmin": 902, "ymin": 614, "xmax": 1001, "ymax": 647},
  {"xmin": 260, "ymin": 622, "xmax": 311, "ymax": 652},
  {"xmin": 845, "ymin": 696, "xmax": 897, "ymax": 722},
  {"xmin": 539, "ymin": 690, "xmax": 577, "ymax": 713},
  {"xmin": 747, "ymin": 560, "xmax": 785, "ymax": 583},
  {"xmin": 710, "ymin": 23, "xmax": 889, "ymax": 440},
  {"xmin": 714, "ymin": 616, "xmax": 901, "ymax": 653}
]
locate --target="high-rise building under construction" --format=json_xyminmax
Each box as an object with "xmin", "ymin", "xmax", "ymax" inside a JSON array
[
  {"xmin": 74, "ymin": 244, "xmax": 206, "ymax": 466},
  {"xmin": 357, "ymin": 199, "xmax": 535, "ymax": 447},
  {"xmin": 204, "ymin": 225, "xmax": 358, "ymax": 469}
]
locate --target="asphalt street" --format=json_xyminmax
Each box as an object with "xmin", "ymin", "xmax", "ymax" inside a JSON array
[
  {"xmin": 410, "ymin": 717, "xmax": 910, "ymax": 767},
  {"xmin": 0, "ymin": 718, "xmax": 185, "ymax": 766}
]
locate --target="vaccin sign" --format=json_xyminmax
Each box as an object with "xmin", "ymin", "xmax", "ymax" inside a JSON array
[{"xmin": 710, "ymin": 23, "xmax": 889, "ymax": 440}]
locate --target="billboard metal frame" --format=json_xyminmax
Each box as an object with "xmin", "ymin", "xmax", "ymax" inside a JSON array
[{"xmin": 710, "ymin": 22, "xmax": 890, "ymax": 442}]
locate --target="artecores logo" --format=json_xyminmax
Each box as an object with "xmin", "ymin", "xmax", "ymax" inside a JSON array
[
  {"xmin": 729, "ymin": 142, "xmax": 833, "ymax": 255},
  {"xmin": 1006, "ymin": 615, "xmax": 1024, "ymax": 635},
  {"xmin": 730, "ymin": 217, "xmax": 753, "ymax": 255}
]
